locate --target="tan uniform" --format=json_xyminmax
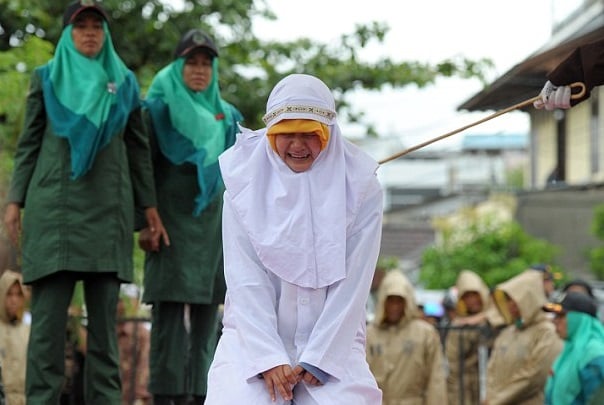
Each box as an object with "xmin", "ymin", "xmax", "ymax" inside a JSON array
[
  {"xmin": 486, "ymin": 270, "xmax": 563, "ymax": 404},
  {"xmin": 0, "ymin": 270, "xmax": 29, "ymax": 405},
  {"xmin": 445, "ymin": 270, "xmax": 491, "ymax": 405},
  {"xmin": 367, "ymin": 270, "xmax": 447, "ymax": 405}
]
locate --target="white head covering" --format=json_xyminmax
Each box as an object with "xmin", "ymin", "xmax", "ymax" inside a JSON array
[{"xmin": 219, "ymin": 74, "xmax": 378, "ymax": 288}]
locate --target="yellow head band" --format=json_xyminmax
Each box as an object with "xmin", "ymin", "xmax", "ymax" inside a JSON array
[{"xmin": 266, "ymin": 119, "xmax": 330, "ymax": 152}]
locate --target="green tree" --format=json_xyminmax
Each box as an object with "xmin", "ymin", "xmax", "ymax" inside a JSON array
[
  {"xmin": 420, "ymin": 214, "xmax": 561, "ymax": 289},
  {"xmin": 589, "ymin": 203, "xmax": 604, "ymax": 280},
  {"xmin": 505, "ymin": 167, "xmax": 525, "ymax": 190},
  {"xmin": 0, "ymin": 37, "xmax": 53, "ymax": 200},
  {"xmin": 0, "ymin": 0, "xmax": 493, "ymax": 135},
  {"xmin": 0, "ymin": 0, "xmax": 494, "ymax": 288}
]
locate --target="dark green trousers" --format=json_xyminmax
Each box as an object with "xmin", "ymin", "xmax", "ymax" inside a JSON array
[
  {"xmin": 26, "ymin": 271, "xmax": 121, "ymax": 405},
  {"xmin": 149, "ymin": 302, "xmax": 219, "ymax": 396}
]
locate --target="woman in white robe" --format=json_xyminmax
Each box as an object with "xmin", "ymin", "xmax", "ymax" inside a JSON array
[{"xmin": 206, "ymin": 73, "xmax": 383, "ymax": 404}]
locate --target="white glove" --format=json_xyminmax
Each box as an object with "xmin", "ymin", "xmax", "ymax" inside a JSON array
[{"xmin": 533, "ymin": 80, "xmax": 571, "ymax": 110}]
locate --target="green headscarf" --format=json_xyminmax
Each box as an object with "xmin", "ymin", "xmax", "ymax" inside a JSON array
[
  {"xmin": 146, "ymin": 57, "xmax": 229, "ymax": 164},
  {"xmin": 145, "ymin": 56, "xmax": 239, "ymax": 216},
  {"xmin": 545, "ymin": 312, "xmax": 604, "ymax": 404},
  {"xmin": 41, "ymin": 22, "xmax": 140, "ymax": 179}
]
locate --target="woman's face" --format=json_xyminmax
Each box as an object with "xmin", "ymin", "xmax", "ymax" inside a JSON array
[
  {"xmin": 553, "ymin": 314, "xmax": 568, "ymax": 339},
  {"xmin": 553, "ymin": 313, "xmax": 568, "ymax": 339},
  {"xmin": 182, "ymin": 51, "xmax": 213, "ymax": 92},
  {"xmin": 71, "ymin": 13, "xmax": 105, "ymax": 58},
  {"xmin": 506, "ymin": 297, "xmax": 521, "ymax": 320},
  {"xmin": 275, "ymin": 133, "xmax": 322, "ymax": 172}
]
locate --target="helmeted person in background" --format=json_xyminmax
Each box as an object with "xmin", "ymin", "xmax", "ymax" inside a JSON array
[
  {"xmin": 439, "ymin": 288, "xmax": 458, "ymax": 345},
  {"xmin": 530, "ymin": 263, "xmax": 556, "ymax": 298},
  {"xmin": 206, "ymin": 73, "xmax": 383, "ymax": 404},
  {"xmin": 485, "ymin": 270, "xmax": 563, "ymax": 404},
  {"xmin": 562, "ymin": 279, "xmax": 595, "ymax": 299},
  {"xmin": 139, "ymin": 28, "xmax": 242, "ymax": 405},
  {"xmin": 0, "ymin": 270, "xmax": 29, "ymax": 405},
  {"xmin": 445, "ymin": 270, "xmax": 491, "ymax": 405},
  {"xmin": 366, "ymin": 270, "xmax": 447, "ymax": 404},
  {"xmin": 2, "ymin": 1, "xmax": 167, "ymax": 403},
  {"xmin": 534, "ymin": 38, "xmax": 604, "ymax": 110},
  {"xmin": 543, "ymin": 292, "xmax": 604, "ymax": 405}
]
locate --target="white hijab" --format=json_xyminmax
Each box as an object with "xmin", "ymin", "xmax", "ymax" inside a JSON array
[{"xmin": 219, "ymin": 74, "xmax": 378, "ymax": 288}]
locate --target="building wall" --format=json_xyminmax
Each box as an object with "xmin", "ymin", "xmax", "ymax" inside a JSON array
[
  {"xmin": 591, "ymin": 89, "xmax": 604, "ymax": 183},
  {"xmin": 566, "ymin": 102, "xmax": 591, "ymax": 183},
  {"xmin": 515, "ymin": 187, "xmax": 604, "ymax": 278},
  {"xmin": 530, "ymin": 111, "xmax": 558, "ymax": 188},
  {"xmin": 529, "ymin": 87, "xmax": 604, "ymax": 188}
]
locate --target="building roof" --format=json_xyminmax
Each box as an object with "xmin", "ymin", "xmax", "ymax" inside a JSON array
[
  {"xmin": 458, "ymin": 1, "xmax": 604, "ymax": 112},
  {"xmin": 461, "ymin": 133, "xmax": 528, "ymax": 151}
]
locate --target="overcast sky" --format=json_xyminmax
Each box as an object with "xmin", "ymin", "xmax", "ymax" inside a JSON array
[
  {"xmin": 168, "ymin": 0, "xmax": 584, "ymax": 152},
  {"xmin": 253, "ymin": 1, "xmax": 588, "ymax": 152}
]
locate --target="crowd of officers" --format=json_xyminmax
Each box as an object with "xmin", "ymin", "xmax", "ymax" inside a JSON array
[{"xmin": 366, "ymin": 265, "xmax": 604, "ymax": 405}]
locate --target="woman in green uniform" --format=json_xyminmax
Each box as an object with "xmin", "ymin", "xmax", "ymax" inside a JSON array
[
  {"xmin": 139, "ymin": 29, "xmax": 242, "ymax": 404},
  {"xmin": 3, "ymin": 1, "xmax": 167, "ymax": 403}
]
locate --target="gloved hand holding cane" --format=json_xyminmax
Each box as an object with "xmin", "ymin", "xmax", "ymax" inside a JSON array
[
  {"xmin": 533, "ymin": 81, "xmax": 572, "ymax": 110},
  {"xmin": 378, "ymin": 82, "xmax": 586, "ymax": 165}
]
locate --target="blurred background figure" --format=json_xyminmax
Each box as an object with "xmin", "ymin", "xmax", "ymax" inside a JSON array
[
  {"xmin": 486, "ymin": 270, "xmax": 562, "ymax": 404},
  {"xmin": 439, "ymin": 287, "xmax": 458, "ymax": 345},
  {"xmin": 445, "ymin": 270, "xmax": 490, "ymax": 405},
  {"xmin": 562, "ymin": 279, "xmax": 595, "ymax": 298},
  {"xmin": 366, "ymin": 270, "xmax": 447, "ymax": 404},
  {"xmin": 0, "ymin": 270, "xmax": 29, "ymax": 405},
  {"xmin": 117, "ymin": 285, "xmax": 151, "ymax": 405},
  {"xmin": 529, "ymin": 264, "xmax": 557, "ymax": 299},
  {"xmin": 543, "ymin": 292, "xmax": 604, "ymax": 404},
  {"xmin": 421, "ymin": 301, "xmax": 445, "ymax": 327}
]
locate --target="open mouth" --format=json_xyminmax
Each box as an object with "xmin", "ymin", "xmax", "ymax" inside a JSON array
[{"xmin": 288, "ymin": 152, "xmax": 311, "ymax": 159}]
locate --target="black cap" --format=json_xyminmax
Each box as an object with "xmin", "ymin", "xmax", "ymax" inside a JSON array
[
  {"xmin": 174, "ymin": 29, "xmax": 218, "ymax": 59},
  {"xmin": 530, "ymin": 263, "xmax": 550, "ymax": 272},
  {"xmin": 562, "ymin": 279, "xmax": 595, "ymax": 298},
  {"xmin": 530, "ymin": 263, "xmax": 554, "ymax": 280},
  {"xmin": 543, "ymin": 291, "xmax": 598, "ymax": 317},
  {"xmin": 63, "ymin": 1, "xmax": 109, "ymax": 27}
]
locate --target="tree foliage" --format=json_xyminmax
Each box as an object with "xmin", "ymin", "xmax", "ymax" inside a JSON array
[
  {"xmin": 0, "ymin": 0, "xmax": 495, "ymax": 286},
  {"xmin": 0, "ymin": 0, "xmax": 493, "ymax": 132},
  {"xmin": 589, "ymin": 203, "xmax": 604, "ymax": 280},
  {"xmin": 0, "ymin": 36, "xmax": 54, "ymax": 200},
  {"xmin": 420, "ymin": 215, "xmax": 561, "ymax": 289}
]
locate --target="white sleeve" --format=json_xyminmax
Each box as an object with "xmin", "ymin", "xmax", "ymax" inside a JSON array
[
  {"xmin": 298, "ymin": 179, "xmax": 383, "ymax": 380},
  {"xmin": 222, "ymin": 195, "xmax": 291, "ymax": 381}
]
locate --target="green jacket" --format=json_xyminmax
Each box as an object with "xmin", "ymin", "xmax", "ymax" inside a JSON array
[
  {"xmin": 141, "ymin": 104, "xmax": 240, "ymax": 304},
  {"xmin": 7, "ymin": 68, "xmax": 157, "ymax": 283}
]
